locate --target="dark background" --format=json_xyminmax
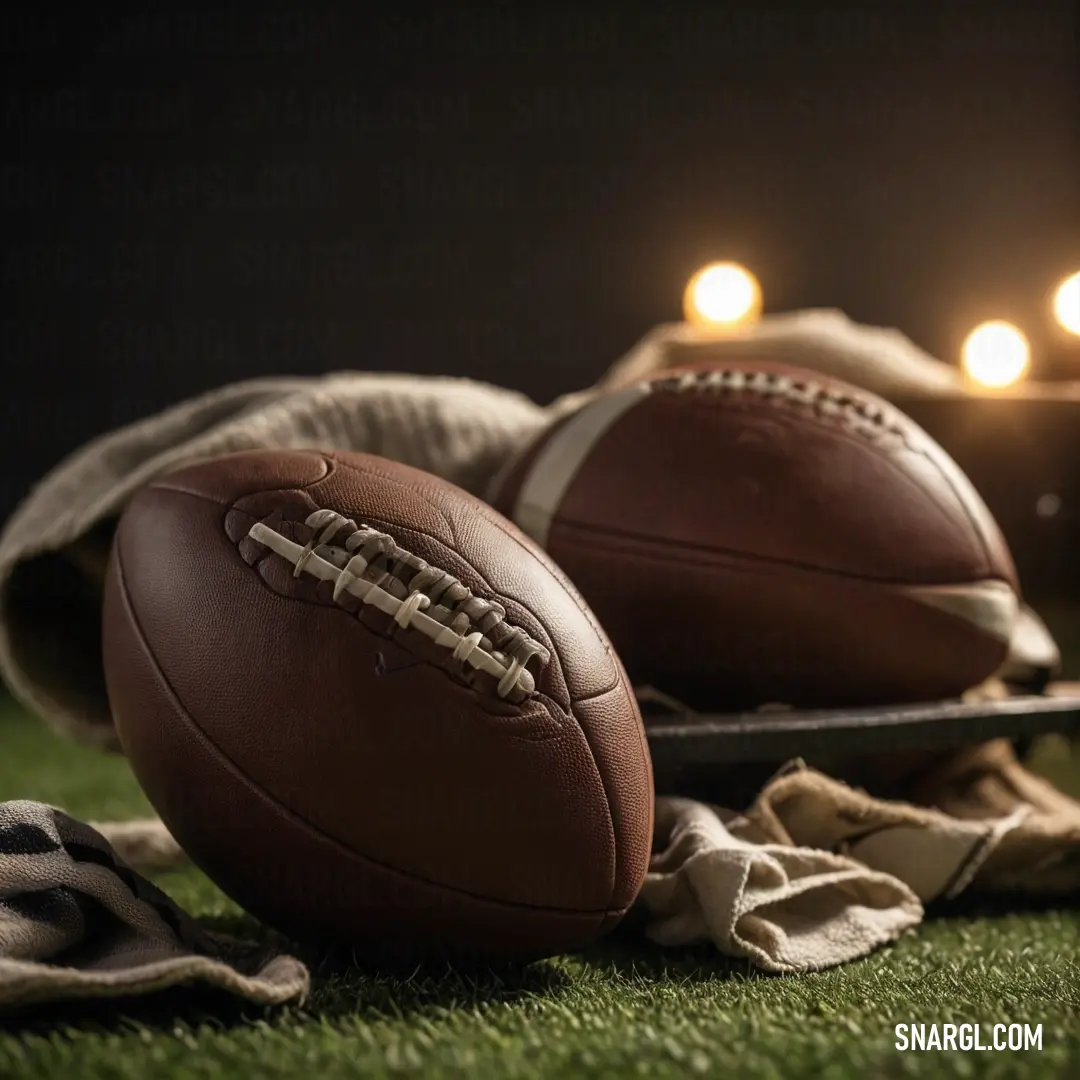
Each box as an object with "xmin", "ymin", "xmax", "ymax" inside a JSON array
[{"xmin": 2, "ymin": 2, "xmax": 1078, "ymax": 533}]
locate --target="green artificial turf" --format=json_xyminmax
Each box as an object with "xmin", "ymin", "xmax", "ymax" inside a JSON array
[{"xmin": 2, "ymin": 602, "xmax": 1080, "ymax": 1079}]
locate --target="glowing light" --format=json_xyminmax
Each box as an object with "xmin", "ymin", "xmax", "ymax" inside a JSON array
[
  {"xmin": 683, "ymin": 262, "xmax": 762, "ymax": 329},
  {"xmin": 961, "ymin": 321, "xmax": 1030, "ymax": 389},
  {"xmin": 1052, "ymin": 272, "xmax": 1080, "ymax": 335}
]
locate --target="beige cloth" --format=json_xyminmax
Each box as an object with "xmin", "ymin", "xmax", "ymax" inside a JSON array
[
  {"xmin": 0, "ymin": 800, "xmax": 307, "ymax": 1010},
  {"xmin": 641, "ymin": 749, "xmax": 1069, "ymax": 973},
  {"xmin": 597, "ymin": 309, "xmax": 967, "ymax": 397},
  {"xmin": 641, "ymin": 793, "xmax": 923, "ymax": 972},
  {"xmin": 2, "ymin": 312, "xmax": 1078, "ymax": 980}
]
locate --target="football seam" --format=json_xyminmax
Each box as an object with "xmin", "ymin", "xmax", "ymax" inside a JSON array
[
  {"xmin": 580, "ymin": 659, "xmax": 654, "ymax": 908},
  {"xmin": 110, "ymin": 539, "xmax": 630, "ymax": 920},
  {"xmin": 246, "ymin": 539, "xmax": 582, "ymax": 732},
  {"xmin": 324, "ymin": 453, "xmax": 624, "ymax": 696},
  {"xmin": 545, "ymin": 516, "xmax": 1009, "ymax": 589},
  {"xmin": 246, "ymin": 509, "xmax": 550, "ymax": 702},
  {"xmin": 323, "ymin": 454, "xmax": 624, "ymax": 701},
  {"xmin": 905, "ymin": 449, "xmax": 999, "ymax": 581},
  {"xmin": 653, "ymin": 370, "xmax": 907, "ymax": 438},
  {"xmin": 153, "ymin": 481, "xmax": 578, "ymax": 733}
]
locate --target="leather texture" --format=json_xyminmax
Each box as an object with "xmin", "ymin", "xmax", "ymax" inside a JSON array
[
  {"xmin": 493, "ymin": 363, "xmax": 1019, "ymax": 710},
  {"xmin": 102, "ymin": 449, "xmax": 652, "ymax": 963}
]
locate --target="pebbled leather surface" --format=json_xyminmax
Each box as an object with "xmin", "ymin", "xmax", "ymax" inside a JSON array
[
  {"xmin": 102, "ymin": 449, "xmax": 652, "ymax": 960},
  {"xmin": 493, "ymin": 363, "xmax": 1019, "ymax": 709}
]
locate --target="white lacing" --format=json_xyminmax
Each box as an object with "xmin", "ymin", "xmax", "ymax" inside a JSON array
[
  {"xmin": 660, "ymin": 368, "xmax": 905, "ymax": 437},
  {"xmin": 248, "ymin": 509, "xmax": 550, "ymax": 699}
]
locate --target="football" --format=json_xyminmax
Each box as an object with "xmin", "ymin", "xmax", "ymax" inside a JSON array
[
  {"xmin": 102, "ymin": 449, "xmax": 653, "ymax": 963},
  {"xmin": 490, "ymin": 363, "xmax": 1020, "ymax": 710}
]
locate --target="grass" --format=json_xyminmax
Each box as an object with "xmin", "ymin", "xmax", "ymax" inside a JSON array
[{"xmin": 2, "ymin": 599, "xmax": 1080, "ymax": 1079}]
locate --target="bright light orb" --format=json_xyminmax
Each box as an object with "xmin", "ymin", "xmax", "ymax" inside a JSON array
[
  {"xmin": 683, "ymin": 262, "xmax": 762, "ymax": 329},
  {"xmin": 1052, "ymin": 272, "xmax": 1080, "ymax": 336},
  {"xmin": 961, "ymin": 321, "xmax": 1031, "ymax": 389}
]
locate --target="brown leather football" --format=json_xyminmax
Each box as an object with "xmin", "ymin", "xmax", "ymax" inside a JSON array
[
  {"xmin": 102, "ymin": 449, "xmax": 653, "ymax": 963},
  {"xmin": 490, "ymin": 363, "xmax": 1020, "ymax": 711}
]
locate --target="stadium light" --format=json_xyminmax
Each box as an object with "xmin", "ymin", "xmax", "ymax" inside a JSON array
[
  {"xmin": 961, "ymin": 321, "xmax": 1030, "ymax": 389},
  {"xmin": 683, "ymin": 262, "xmax": 762, "ymax": 329},
  {"xmin": 1052, "ymin": 272, "xmax": 1080, "ymax": 336}
]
